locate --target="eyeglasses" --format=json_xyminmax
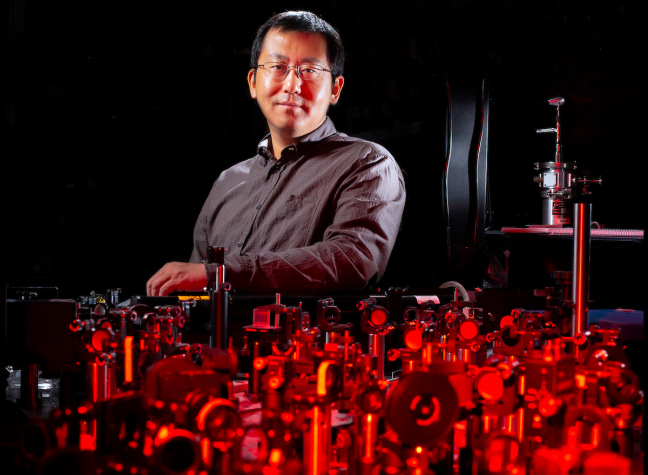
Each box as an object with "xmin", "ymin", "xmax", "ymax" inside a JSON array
[{"xmin": 257, "ymin": 62, "xmax": 332, "ymax": 81}]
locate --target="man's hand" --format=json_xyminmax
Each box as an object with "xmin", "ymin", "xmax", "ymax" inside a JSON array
[{"xmin": 147, "ymin": 262, "xmax": 208, "ymax": 296}]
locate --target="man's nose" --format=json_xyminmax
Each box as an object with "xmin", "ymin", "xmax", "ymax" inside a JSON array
[{"xmin": 282, "ymin": 67, "xmax": 302, "ymax": 94}]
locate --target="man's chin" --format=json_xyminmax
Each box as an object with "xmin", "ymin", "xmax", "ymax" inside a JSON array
[
  {"xmin": 272, "ymin": 121, "xmax": 308, "ymax": 138},
  {"xmin": 270, "ymin": 116, "xmax": 327, "ymax": 140}
]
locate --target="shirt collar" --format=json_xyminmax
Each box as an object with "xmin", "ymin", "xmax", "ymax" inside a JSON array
[
  {"xmin": 256, "ymin": 117, "xmax": 337, "ymax": 165},
  {"xmin": 257, "ymin": 137, "xmax": 274, "ymax": 166}
]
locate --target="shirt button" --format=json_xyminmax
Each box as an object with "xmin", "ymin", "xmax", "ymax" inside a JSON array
[
  {"xmin": 256, "ymin": 204, "xmax": 262, "ymax": 210},
  {"xmin": 236, "ymin": 242, "xmax": 243, "ymax": 247}
]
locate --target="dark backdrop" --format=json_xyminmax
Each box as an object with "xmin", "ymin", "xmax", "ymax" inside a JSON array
[{"xmin": 2, "ymin": 0, "xmax": 644, "ymax": 299}]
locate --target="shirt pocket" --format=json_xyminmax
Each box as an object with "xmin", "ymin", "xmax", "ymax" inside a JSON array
[{"xmin": 279, "ymin": 192, "xmax": 319, "ymax": 220}]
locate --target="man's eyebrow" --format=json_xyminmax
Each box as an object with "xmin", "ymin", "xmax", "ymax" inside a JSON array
[
  {"xmin": 300, "ymin": 56, "xmax": 324, "ymax": 64},
  {"xmin": 267, "ymin": 53, "xmax": 326, "ymax": 64}
]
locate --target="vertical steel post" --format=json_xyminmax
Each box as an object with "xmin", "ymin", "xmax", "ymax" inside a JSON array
[
  {"xmin": 303, "ymin": 405, "xmax": 331, "ymax": 475},
  {"xmin": 368, "ymin": 334, "xmax": 385, "ymax": 380},
  {"xmin": 20, "ymin": 363, "xmax": 38, "ymax": 410},
  {"xmin": 208, "ymin": 247, "xmax": 228, "ymax": 349},
  {"xmin": 571, "ymin": 203, "xmax": 592, "ymax": 337}
]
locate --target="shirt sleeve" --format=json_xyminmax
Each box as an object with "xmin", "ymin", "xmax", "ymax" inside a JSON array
[
  {"xmin": 189, "ymin": 213, "xmax": 207, "ymax": 264},
  {"xmin": 189, "ymin": 176, "xmax": 222, "ymax": 265},
  {"xmin": 204, "ymin": 151, "xmax": 406, "ymax": 294}
]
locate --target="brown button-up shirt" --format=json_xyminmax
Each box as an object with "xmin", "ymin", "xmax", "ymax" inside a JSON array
[{"xmin": 190, "ymin": 117, "xmax": 405, "ymax": 294}]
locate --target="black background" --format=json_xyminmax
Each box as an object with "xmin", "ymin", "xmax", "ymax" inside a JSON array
[{"xmin": 2, "ymin": 0, "xmax": 644, "ymax": 300}]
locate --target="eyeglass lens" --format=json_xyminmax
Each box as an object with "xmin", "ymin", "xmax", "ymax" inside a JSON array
[{"xmin": 261, "ymin": 63, "xmax": 325, "ymax": 80}]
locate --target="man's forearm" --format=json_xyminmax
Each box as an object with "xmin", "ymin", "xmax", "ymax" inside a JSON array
[{"xmin": 207, "ymin": 237, "xmax": 382, "ymax": 294}]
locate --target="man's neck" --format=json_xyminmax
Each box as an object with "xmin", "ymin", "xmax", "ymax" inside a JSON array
[
  {"xmin": 268, "ymin": 117, "xmax": 327, "ymax": 160},
  {"xmin": 269, "ymin": 135, "xmax": 293, "ymax": 160}
]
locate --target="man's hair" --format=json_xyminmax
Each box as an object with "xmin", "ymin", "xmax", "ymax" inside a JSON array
[{"xmin": 250, "ymin": 11, "xmax": 345, "ymax": 81}]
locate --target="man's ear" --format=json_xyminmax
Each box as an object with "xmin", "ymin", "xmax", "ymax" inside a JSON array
[
  {"xmin": 330, "ymin": 76, "xmax": 344, "ymax": 105},
  {"xmin": 248, "ymin": 69, "xmax": 257, "ymax": 99}
]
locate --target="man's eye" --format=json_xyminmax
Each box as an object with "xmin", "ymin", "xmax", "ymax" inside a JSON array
[
  {"xmin": 270, "ymin": 64, "xmax": 286, "ymax": 71},
  {"xmin": 301, "ymin": 66, "xmax": 318, "ymax": 74}
]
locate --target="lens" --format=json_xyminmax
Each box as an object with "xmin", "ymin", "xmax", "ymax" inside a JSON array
[
  {"xmin": 265, "ymin": 63, "xmax": 287, "ymax": 78},
  {"xmin": 299, "ymin": 65, "xmax": 321, "ymax": 80}
]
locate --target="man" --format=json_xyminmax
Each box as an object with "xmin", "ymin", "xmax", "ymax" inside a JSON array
[{"xmin": 147, "ymin": 11, "xmax": 405, "ymax": 296}]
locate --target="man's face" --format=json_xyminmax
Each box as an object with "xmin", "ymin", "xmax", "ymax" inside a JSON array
[{"xmin": 248, "ymin": 29, "xmax": 344, "ymax": 143}]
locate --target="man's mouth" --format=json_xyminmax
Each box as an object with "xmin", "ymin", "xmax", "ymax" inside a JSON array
[{"xmin": 277, "ymin": 101, "xmax": 302, "ymax": 108}]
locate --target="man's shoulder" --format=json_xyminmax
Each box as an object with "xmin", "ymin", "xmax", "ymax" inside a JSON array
[
  {"xmin": 318, "ymin": 132, "xmax": 396, "ymax": 163},
  {"xmin": 216, "ymin": 156, "xmax": 261, "ymax": 180}
]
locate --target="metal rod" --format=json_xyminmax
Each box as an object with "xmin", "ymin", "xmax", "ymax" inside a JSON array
[
  {"xmin": 20, "ymin": 363, "xmax": 38, "ymax": 410},
  {"xmin": 360, "ymin": 413, "xmax": 378, "ymax": 463},
  {"xmin": 250, "ymin": 342, "xmax": 261, "ymax": 395},
  {"xmin": 215, "ymin": 289, "xmax": 228, "ymax": 350},
  {"xmin": 208, "ymin": 247, "xmax": 227, "ymax": 349},
  {"xmin": 210, "ymin": 265, "xmax": 228, "ymax": 349},
  {"xmin": 571, "ymin": 203, "xmax": 591, "ymax": 337},
  {"xmin": 457, "ymin": 348, "xmax": 471, "ymax": 363},
  {"xmin": 209, "ymin": 287, "xmax": 217, "ymax": 348},
  {"xmin": 368, "ymin": 334, "xmax": 385, "ymax": 380},
  {"xmin": 303, "ymin": 405, "xmax": 331, "ymax": 475},
  {"xmin": 86, "ymin": 362, "xmax": 108, "ymax": 402}
]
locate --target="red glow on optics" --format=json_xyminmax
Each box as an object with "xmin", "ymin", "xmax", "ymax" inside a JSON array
[
  {"xmin": 196, "ymin": 398, "xmax": 234, "ymax": 432},
  {"xmin": 454, "ymin": 421, "xmax": 468, "ymax": 449},
  {"xmin": 155, "ymin": 426, "xmax": 170, "ymax": 445},
  {"xmin": 370, "ymin": 309, "xmax": 387, "ymax": 326},
  {"xmin": 143, "ymin": 436, "xmax": 153, "ymax": 457},
  {"xmin": 201, "ymin": 438, "xmax": 211, "ymax": 464},
  {"xmin": 477, "ymin": 372, "xmax": 504, "ymax": 400},
  {"xmin": 124, "ymin": 336, "xmax": 133, "ymax": 383},
  {"xmin": 486, "ymin": 438, "xmax": 519, "ymax": 473},
  {"xmin": 269, "ymin": 448, "xmax": 282, "ymax": 466},
  {"xmin": 539, "ymin": 397, "xmax": 560, "ymax": 417},
  {"xmin": 459, "ymin": 320, "xmax": 479, "ymax": 340},
  {"xmin": 79, "ymin": 433, "xmax": 96, "ymax": 451},
  {"xmin": 405, "ymin": 329, "xmax": 423, "ymax": 350},
  {"xmin": 500, "ymin": 315, "xmax": 515, "ymax": 329},
  {"xmin": 593, "ymin": 349, "xmax": 609, "ymax": 362},
  {"xmin": 91, "ymin": 331, "xmax": 109, "ymax": 352},
  {"xmin": 253, "ymin": 358, "xmax": 267, "ymax": 370},
  {"xmin": 591, "ymin": 424, "xmax": 601, "ymax": 447}
]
